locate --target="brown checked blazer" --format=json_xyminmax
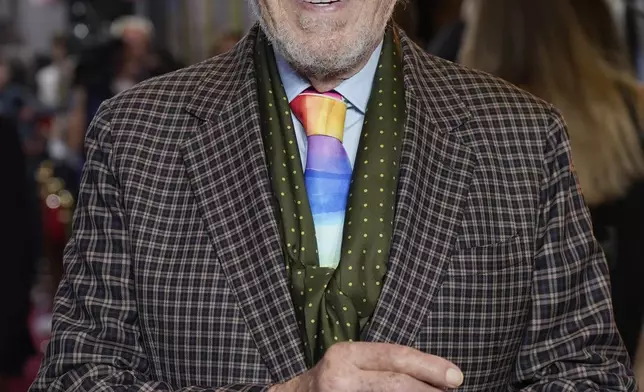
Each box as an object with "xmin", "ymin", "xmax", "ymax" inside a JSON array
[{"xmin": 31, "ymin": 26, "xmax": 636, "ymax": 391}]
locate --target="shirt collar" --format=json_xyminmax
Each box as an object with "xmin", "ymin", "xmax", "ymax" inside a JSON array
[{"xmin": 275, "ymin": 41, "xmax": 383, "ymax": 114}]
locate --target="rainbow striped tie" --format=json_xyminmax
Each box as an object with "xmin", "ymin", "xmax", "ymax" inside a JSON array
[{"xmin": 291, "ymin": 89, "xmax": 350, "ymax": 269}]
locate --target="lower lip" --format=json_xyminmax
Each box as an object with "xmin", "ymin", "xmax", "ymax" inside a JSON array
[{"xmin": 296, "ymin": 0, "xmax": 347, "ymax": 13}]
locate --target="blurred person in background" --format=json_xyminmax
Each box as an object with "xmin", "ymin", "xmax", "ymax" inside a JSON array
[
  {"xmin": 0, "ymin": 115, "xmax": 36, "ymax": 392},
  {"xmin": 35, "ymin": 34, "xmax": 74, "ymax": 111},
  {"xmin": 36, "ymin": 34, "xmax": 76, "ymax": 175},
  {"xmin": 571, "ymin": 0, "xmax": 644, "ymax": 381},
  {"xmin": 66, "ymin": 16, "xmax": 156, "ymax": 161},
  {"xmin": 65, "ymin": 16, "xmax": 180, "ymax": 196},
  {"xmin": 460, "ymin": 0, "xmax": 644, "ymax": 364},
  {"xmin": 0, "ymin": 57, "xmax": 53, "ymax": 159},
  {"xmin": 0, "ymin": 58, "xmax": 38, "ymax": 132}
]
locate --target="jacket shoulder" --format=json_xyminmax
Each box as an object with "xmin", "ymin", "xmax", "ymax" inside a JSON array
[
  {"xmin": 412, "ymin": 49, "xmax": 562, "ymax": 145},
  {"xmin": 105, "ymin": 56, "xmax": 222, "ymax": 115},
  {"xmin": 429, "ymin": 54, "xmax": 555, "ymax": 120}
]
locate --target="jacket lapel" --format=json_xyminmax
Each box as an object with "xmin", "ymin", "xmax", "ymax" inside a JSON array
[
  {"xmin": 363, "ymin": 34, "xmax": 476, "ymax": 346},
  {"xmin": 180, "ymin": 28, "xmax": 307, "ymax": 382}
]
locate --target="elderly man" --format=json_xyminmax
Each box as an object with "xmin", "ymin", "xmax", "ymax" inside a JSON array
[{"xmin": 31, "ymin": 0, "xmax": 635, "ymax": 391}]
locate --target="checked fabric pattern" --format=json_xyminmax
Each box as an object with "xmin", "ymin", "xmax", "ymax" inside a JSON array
[{"xmin": 31, "ymin": 25, "xmax": 635, "ymax": 392}]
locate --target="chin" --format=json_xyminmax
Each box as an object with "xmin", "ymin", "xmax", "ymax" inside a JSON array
[
  {"xmin": 258, "ymin": 6, "xmax": 381, "ymax": 78},
  {"xmin": 284, "ymin": 41, "xmax": 369, "ymax": 79}
]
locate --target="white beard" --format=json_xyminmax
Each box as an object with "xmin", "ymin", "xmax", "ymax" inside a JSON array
[{"xmin": 249, "ymin": 0, "xmax": 389, "ymax": 79}]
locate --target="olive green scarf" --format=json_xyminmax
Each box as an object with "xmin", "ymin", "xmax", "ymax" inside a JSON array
[{"xmin": 255, "ymin": 27, "xmax": 405, "ymax": 366}]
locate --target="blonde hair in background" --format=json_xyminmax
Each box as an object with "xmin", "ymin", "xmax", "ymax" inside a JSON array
[{"xmin": 459, "ymin": 0, "xmax": 644, "ymax": 206}]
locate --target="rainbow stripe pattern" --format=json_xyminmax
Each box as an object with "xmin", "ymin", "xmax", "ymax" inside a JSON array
[{"xmin": 291, "ymin": 89, "xmax": 350, "ymax": 269}]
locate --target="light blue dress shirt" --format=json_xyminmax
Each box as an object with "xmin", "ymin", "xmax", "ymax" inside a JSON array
[{"xmin": 275, "ymin": 42, "xmax": 383, "ymax": 169}]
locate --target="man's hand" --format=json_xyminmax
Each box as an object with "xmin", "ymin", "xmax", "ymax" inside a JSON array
[{"xmin": 270, "ymin": 342, "xmax": 464, "ymax": 391}]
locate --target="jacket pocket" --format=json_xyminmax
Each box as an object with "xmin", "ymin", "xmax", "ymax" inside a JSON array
[{"xmin": 449, "ymin": 234, "xmax": 532, "ymax": 275}]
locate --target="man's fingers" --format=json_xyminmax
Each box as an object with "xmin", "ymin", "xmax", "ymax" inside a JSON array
[
  {"xmin": 358, "ymin": 371, "xmax": 444, "ymax": 392},
  {"xmin": 340, "ymin": 342, "xmax": 464, "ymax": 389}
]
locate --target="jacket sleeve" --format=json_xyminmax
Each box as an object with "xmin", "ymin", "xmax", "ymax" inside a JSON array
[
  {"xmin": 29, "ymin": 103, "xmax": 271, "ymax": 392},
  {"xmin": 510, "ymin": 110, "xmax": 637, "ymax": 391}
]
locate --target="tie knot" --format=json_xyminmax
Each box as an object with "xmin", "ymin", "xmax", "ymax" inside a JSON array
[{"xmin": 290, "ymin": 88, "xmax": 348, "ymax": 140}]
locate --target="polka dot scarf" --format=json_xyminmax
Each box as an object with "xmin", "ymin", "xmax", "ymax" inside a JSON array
[{"xmin": 254, "ymin": 26, "xmax": 405, "ymax": 366}]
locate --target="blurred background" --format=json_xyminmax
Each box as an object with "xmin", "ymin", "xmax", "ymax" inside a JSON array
[{"xmin": 1, "ymin": 0, "xmax": 643, "ymax": 390}]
